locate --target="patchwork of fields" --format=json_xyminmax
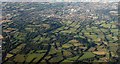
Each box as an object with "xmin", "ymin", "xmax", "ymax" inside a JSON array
[{"xmin": 2, "ymin": 2, "xmax": 119, "ymax": 63}]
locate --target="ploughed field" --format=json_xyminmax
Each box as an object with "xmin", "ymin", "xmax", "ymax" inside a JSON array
[{"xmin": 2, "ymin": 2, "xmax": 119, "ymax": 63}]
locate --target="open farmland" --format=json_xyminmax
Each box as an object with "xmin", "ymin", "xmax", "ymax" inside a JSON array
[{"xmin": 2, "ymin": 2, "xmax": 119, "ymax": 63}]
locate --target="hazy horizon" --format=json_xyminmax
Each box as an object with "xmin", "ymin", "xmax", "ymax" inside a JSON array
[{"xmin": 0, "ymin": 0, "xmax": 119, "ymax": 2}]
